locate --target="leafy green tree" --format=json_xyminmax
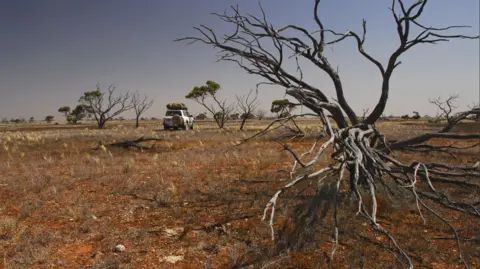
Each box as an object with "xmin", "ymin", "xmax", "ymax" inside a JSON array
[
  {"xmin": 186, "ymin": 80, "xmax": 235, "ymax": 128},
  {"xmin": 412, "ymin": 111, "xmax": 421, "ymax": 120},
  {"xmin": 69, "ymin": 105, "xmax": 87, "ymax": 124},
  {"xmin": 195, "ymin": 113, "xmax": 208, "ymax": 120},
  {"xmin": 270, "ymin": 99, "xmax": 298, "ymax": 118},
  {"xmin": 79, "ymin": 84, "xmax": 133, "ymax": 129},
  {"xmin": 45, "ymin": 115, "xmax": 54, "ymax": 123},
  {"xmin": 58, "ymin": 106, "xmax": 71, "ymax": 118}
]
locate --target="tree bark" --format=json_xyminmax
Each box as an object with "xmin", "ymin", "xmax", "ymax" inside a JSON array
[{"xmin": 239, "ymin": 117, "xmax": 247, "ymax": 131}]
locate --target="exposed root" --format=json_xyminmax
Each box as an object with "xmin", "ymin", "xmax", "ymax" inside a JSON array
[{"xmin": 251, "ymin": 120, "xmax": 478, "ymax": 268}]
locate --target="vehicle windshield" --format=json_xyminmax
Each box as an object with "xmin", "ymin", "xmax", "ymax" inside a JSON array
[{"xmin": 165, "ymin": 111, "xmax": 182, "ymax": 116}]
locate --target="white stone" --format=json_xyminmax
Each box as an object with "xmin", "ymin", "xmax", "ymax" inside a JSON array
[
  {"xmin": 114, "ymin": 244, "xmax": 126, "ymax": 253},
  {"xmin": 160, "ymin": 255, "xmax": 184, "ymax": 264}
]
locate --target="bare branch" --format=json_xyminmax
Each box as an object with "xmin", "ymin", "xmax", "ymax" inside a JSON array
[{"xmin": 236, "ymin": 89, "xmax": 259, "ymax": 130}]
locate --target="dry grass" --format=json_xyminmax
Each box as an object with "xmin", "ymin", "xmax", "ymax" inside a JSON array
[{"xmin": 0, "ymin": 119, "xmax": 478, "ymax": 268}]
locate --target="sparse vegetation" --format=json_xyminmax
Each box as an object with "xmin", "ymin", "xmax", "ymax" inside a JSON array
[
  {"xmin": 0, "ymin": 119, "xmax": 479, "ymax": 268},
  {"xmin": 1, "ymin": 0, "xmax": 478, "ymax": 268}
]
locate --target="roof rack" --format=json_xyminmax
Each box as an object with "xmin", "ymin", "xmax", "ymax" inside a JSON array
[{"xmin": 166, "ymin": 103, "xmax": 188, "ymax": 110}]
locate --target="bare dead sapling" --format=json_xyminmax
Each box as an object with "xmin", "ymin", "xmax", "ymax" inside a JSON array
[
  {"xmin": 132, "ymin": 92, "xmax": 154, "ymax": 128},
  {"xmin": 236, "ymin": 89, "xmax": 259, "ymax": 131}
]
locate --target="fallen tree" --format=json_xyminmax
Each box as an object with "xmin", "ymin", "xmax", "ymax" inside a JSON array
[
  {"xmin": 91, "ymin": 136, "xmax": 164, "ymax": 150},
  {"xmin": 177, "ymin": 0, "xmax": 479, "ymax": 267}
]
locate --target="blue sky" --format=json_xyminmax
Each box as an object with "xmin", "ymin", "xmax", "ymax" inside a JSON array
[{"xmin": 0, "ymin": 0, "xmax": 478, "ymax": 120}]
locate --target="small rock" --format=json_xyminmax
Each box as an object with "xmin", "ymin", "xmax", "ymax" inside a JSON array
[
  {"xmin": 113, "ymin": 244, "xmax": 126, "ymax": 253},
  {"xmin": 160, "ymin": 255, "xmax": 184, "ymax": 264},
  {"xmin": 164, "ymin": 227, "xmax": 184, "ymax": 237},
  {"xmin": 92, "ymin": 215, "xmax": 98, "ymax": 220}
]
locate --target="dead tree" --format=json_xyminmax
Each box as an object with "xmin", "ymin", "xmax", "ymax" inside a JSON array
[
  {"xmin": 132, "ymin": 92, "xmax": 154, "ymax": 128},
  {"xmin": 360, "ymin": 108, "xmax": 370, "ymax": 121},
  {"xmin": 236, "ymin": 89, "xmax": 259, "ymax": 130},
  {"xmin": 91, "ymin": 136, "xmax": 164, "ymax": 150},
  {"xmin": 178, "ymin": 0, "xmax": 480, "ymax": 267},
  {"xmin": 270, "ymin": 99, "xmax": 298, "ymax": 119},
  {"xmin": 429, "ymin": 94, "xmax": 459, "ymax": 124},
  {"xmin": 469, "ymin": 103, "xmax": 480, "ymax": 122},
  {"xmin": 256, "ymin": 109, "xmax": 267, "ymax": 120},
  {"xmin": 79, "ymin": 84, "xmax": 133, "ymax": 129},
  {"xmin": 430, "ymin": 94, "xmax": 480, "ymax": 132}
]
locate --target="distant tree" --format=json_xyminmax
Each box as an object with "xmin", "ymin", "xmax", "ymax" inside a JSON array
[
  {"xmin": 186, "ymin": 80, "xmax": 235, "ymax": 128},
  {"xmin": 69, "ymin": 105, "xmax": 87, "ymax": 124},
  {"xmin": 401, "ymin": 114, "xmax": 410, "ymax": 120},
  {"xmin": 213, "ymin": 112, "xmax": 224, "ymax": 121},
  {"xmin": 132, "ymin": 92, "xmax": 154, "ymax": 128},
  {"xmin": 150, "ymin": 117, "xmax": 157, "ymax": 121},
  {"xmin": 79, "ymin": 84, "xmax": 133, "ymax": 129},
  {"xmin": 412, "ymin": 111, "xmax": 421, "ymax": 120},
  {"xmin": 1, "ymin": 117, "xmax": 8, "ymax": 124},
  {"xmin": 256, "ymin": 109, "xmax": 266, "ymax": 120},
  {"xmin": 195, "ymin": 113, "xmax": 208, "ymax": 120},
  {"xmin": 45, "ymin": 115, "xmax": 54, "ymax": 123},
  {"xmin": 236, "ymin": 89, "xmax": 259, "ymax": 130},
  {"xmin": 29, "ymin": 117, "xmax": 35, "ymax": 123},
  {"xmin": 58, "ymin": 106, "xmax": 71, "ymax": 118},
  {"xmin": 229, "ymin": 113, "xmax": 239, "ymax": 120},
  {"xmin": 270, "ymin": 99, "xmax": 298, "ymax": 118},
  {"xmin": 119, "ymin": 116, "xmax": 126, "ymax": 121}
]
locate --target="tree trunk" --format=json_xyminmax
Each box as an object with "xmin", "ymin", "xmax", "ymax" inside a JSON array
[
  {"xmin": 213, "ymin": 116, "xmax": 222, "ymax": 129},
  {"xmin": 219, "ymin": 117, "xmax": 225, "ymax": 128},
  {"xmin": 135, "ymin": 116, "xmax": 140, "ymax": 128},
  {"xmin": 98, "ymin": 117, "xmax": 105, "ymax": 129},
  {"xmin": 239, "ymin": 117, "xmax": 247, "ymax": 131}
]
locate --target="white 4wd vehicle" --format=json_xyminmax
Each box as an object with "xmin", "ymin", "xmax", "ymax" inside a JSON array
[{"xmin": 163, "ymin": 109, "xmax": 194, "ymax": 130}]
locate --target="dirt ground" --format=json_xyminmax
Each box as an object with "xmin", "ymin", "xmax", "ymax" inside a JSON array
[{"xmin": 0, "ymin": 119, "xmax": 479, "ymax": 268}]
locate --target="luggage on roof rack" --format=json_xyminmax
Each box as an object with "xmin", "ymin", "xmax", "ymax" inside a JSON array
[{"xmin": 166, "ymin": 103, "xmax": 188, "ymax": 110}]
